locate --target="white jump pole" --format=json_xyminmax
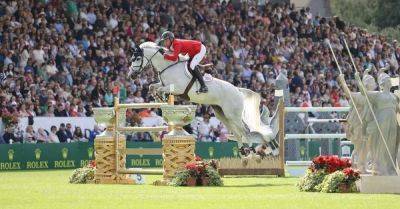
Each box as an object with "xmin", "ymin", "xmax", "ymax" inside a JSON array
[
  {"xmin": 285, "ymin": 107, "xmax": 350, "ymax": 112},
  {"xmin": 307, "ymin": 118, "xmax": 347, "ymax": 123},
  {"xmin": 285, "ymin": 133, "xmax": 346, "ymax": 139}
]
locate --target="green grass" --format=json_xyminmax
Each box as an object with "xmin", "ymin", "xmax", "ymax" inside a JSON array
[{"xmin": 0, "ymin": 170, "xmax": 398, "ymax": 209}]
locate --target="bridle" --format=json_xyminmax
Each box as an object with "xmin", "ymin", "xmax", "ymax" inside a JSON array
[
  {"xmin": 129, "ymin": 45, "xmax": 159, "ymax": 76},
  {"xmin": 129, "ymin": 45, "xmax": 185, "ymax": 84}
]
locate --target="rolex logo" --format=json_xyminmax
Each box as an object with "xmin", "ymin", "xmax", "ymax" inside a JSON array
[
  {"xmin": 232, "ymin": 147, "xmax": 239, "ymax": 157},
  {"xmin": 138, "ymin": 147, "xmax": 144, "ymax": 158},
  {"xmin": 208, "ymin": 147, "xmax": 214, "ymax": 158},
  {"xmin": 8, "ymin": 149, "xmax": 14, "ymax": 161},
  {"xmin": 300, "ymin": 146, "xmax": 306, "ymax": 157},
  {"xmin": 87, "ymin": 147, "xmax": 94, "ymax": 159},
  {"xmin": 35, "ymin": 149, "xmax": 42, "ymax": 160},
  {"xmin": 62, "ymin": 148, "xmax": 69, "ymax": 159}
]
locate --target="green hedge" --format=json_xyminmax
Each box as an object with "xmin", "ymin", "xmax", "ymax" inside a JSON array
[{"xmin": 331, "ymin": 0, "xmax": 400, "ymax": 40}]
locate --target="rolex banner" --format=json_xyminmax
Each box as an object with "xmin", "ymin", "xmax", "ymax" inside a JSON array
[{"xmin": 0, "ymin": 142, "xmax": 241, "ymax": 171}]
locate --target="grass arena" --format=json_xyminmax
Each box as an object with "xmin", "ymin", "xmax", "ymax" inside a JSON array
[{"xmin": 1, "ymin": 171, "xmax": 399, "ymax": 209}]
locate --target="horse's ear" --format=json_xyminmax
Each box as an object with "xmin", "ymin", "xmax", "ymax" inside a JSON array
[{"xmin": 136, "ymin": 45, "xmax": 141, "ymax": 52}]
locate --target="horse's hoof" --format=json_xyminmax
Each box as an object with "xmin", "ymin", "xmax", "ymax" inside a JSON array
[
  {"xmin": 272, "ymin": 149, "xmax": 279, "ymax": 156},
  {"xmin": 239, "ymin": 146, "xmax": 252, "ymax": 157}
]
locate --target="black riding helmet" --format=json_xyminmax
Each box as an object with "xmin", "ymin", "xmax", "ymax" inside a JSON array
[{"xmin": 159, "ymin": 31, "xmax": 174, "ymax": 46}]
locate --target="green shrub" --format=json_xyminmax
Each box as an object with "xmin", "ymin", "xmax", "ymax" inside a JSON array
[
  {"xmin": 331, "ymin": 0, "xmax": 400, "ymax": 40},
  {"xmin": 297, "ymin": 169, "xmax": 326, "ymax": 192}
]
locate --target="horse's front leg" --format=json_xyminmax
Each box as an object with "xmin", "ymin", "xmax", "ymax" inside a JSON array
[
  {"xmin": 149, "ymin": 83, "xmax": 164, "ymax": 102},
  {"xmin": 157, "ymin": 84, "xmax": 174, "ymax": 95}
]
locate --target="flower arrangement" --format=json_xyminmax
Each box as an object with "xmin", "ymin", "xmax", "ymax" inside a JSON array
[
  {"xmin": 69, "ymin": 160, "xmax": 96, "ymax": 184},
  {"xmin": 297, "ymin": 155, "xmax": 359, "ymax": 193},
  {"xmin": 311, "ymin": 155, "xmax": 351, "ymax": 173},
  {"xmin": 1, "ymin": 110, "xmax": 19, "ymax": 127},
  {"xmin": 297, "ymin": 168, "xmax": 327, "ymax": 192},
  {"xmin": 170, "ymin": 156, "xmax": 223, "ymax": 186},
  {"xmin": 318, "ymin": 168, "xmax": 360, "ymax": 193}
]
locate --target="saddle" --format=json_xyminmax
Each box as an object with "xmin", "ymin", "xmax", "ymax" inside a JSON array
[{"xmin": 198, "ymin": 63, "xmax": 214, "ymax": 72}]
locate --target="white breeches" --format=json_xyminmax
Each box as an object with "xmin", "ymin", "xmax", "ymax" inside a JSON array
[{"xmin": 190, "ymin": 44, "xmax": 206, "ymax": 70}]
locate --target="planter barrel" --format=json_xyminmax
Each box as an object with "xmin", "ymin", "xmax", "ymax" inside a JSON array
[
  {"xmin": 201, "ymin": 177, "xmax": 210, "ymax": 186},
  {"xmin": 186, "ymin": 177, "xmax": 197, "ymax": 186}
]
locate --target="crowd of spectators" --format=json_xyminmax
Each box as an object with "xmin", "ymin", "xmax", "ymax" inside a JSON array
[
  {"xmin": 1, "ymin": 0, "xmax": 399, "ymax": 143},
  {"xmin": 0, "ymin": 122, "xmax": 101, "ymax": 144}
]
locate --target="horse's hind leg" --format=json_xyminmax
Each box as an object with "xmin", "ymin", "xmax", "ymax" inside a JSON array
[
  {"xmin": 211, "ymin": 105, "xmax": 237, "ymax": 140},
  {"xmin": 212, "ymin": 105, "xmax": 246, "ymax": 153},
  {"xmin": 217, "ymin": 103, "xmax": 251, "ymax": 148}
]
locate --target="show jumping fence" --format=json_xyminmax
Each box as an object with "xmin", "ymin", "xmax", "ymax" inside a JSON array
[{"xmin": 94, "ymin": 95, "xmax": 196, "ymax": 185}]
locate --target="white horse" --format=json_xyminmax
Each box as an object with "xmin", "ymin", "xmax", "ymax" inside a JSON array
[{"xmin": 128, "ymin": 42, "xmax": 279, "ymax": 157}]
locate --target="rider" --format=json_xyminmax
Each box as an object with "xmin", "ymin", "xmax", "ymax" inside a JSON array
[{"xmin": 158, "ymin": 31, "xmax": 208, "ymax": 93}]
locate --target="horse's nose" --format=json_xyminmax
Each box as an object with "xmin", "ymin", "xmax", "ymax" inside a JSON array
[{"xmin": 129, "ymin": 70, "xmax": 137, "ymax": 80}]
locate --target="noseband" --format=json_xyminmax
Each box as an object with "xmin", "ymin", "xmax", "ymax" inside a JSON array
[{"xmin": 129, "ymin": 46, "xmax": 159, "ymax": 75}]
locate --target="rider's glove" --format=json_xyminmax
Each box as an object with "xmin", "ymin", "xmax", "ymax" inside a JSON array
[{"xmin": 158, "ymin": 48, "xmax": 165, "ymax": 55}]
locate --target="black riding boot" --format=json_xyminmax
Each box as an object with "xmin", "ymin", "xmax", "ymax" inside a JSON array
[{"xmin": 193, "ymin": 66, "xmax": 208, "ymax": 93}]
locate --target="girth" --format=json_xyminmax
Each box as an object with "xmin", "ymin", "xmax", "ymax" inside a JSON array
[{"xmin": 176, "ymin": 60, "xmax": 196, "ymax": 101}]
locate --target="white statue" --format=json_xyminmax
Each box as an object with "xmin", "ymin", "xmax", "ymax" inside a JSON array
[
  {"xmin": 127, "ymin": 42, "xmax": 279, "ymax": 157},
  {"xmin": 355, "ymin": 71, "xmax": 399, "ymax": 175},
  {"xmin": 338, "ymin": 70, "xmax": 376, "ymax": 173}
]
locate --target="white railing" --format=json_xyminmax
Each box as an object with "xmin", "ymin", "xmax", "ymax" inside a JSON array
[
  {"xmin": 285, "ymin": 133, "xmax": 346, "ymax": 139},
  {"xmin": 285, "ymin": 106, "xmax": 350, "ymax": 112}
]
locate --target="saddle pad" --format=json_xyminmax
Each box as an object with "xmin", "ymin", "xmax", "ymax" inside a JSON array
[{"xmin": 204, "ymin": 73, "xmax": 213, "ymax": 82}]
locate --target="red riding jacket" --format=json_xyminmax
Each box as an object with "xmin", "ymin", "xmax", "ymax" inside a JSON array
[{"xmin": 164, "ymin": 39, "xmax": 202, "ymax": 61}]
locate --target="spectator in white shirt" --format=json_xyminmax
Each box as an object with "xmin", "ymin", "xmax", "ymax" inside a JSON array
[
  {"xmin": 31, "ymin": 44, "xmax": 45, "ymax": 65},
  {"xmin": 86, "ymin": 7, "xmax": 97, "ymax": 25},
  {"xmin": 196, "ymin": 114, "xmax": 214, "ymax": 142},
  {"xmin": 19, "ymin": 45, "xmax": 30, "ymax": 69},
  {"xmin": 48, "ymin": 126, "xmax": 60, "ymax": 143},
  {"xmin": 107, "ymin": 14, "xmax": 119, "ymax": 30},
  {"xmin": 36, "ymin": 128, "xmax": 48, "ymax": 143}
]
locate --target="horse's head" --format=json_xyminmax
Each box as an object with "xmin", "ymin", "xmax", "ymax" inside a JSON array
[
  {"xmin": 128, "ymin": 42, "xmax": 161, "ymax": 80},
  {"xmin": 128, "ymin": 45, "xmax": 147, "ymax": 80}
]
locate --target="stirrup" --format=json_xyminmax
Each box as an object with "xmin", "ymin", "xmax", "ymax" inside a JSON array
[{"xmin": 197, "ymin": 86, "xmax": 208, "ymax": 93}]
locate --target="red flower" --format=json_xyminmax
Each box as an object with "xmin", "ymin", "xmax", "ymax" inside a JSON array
[
  {"xmin": 195, "ymin": 156, "xmax": 202, "ymax": 161},
  {"xmin": 343, "ymin": 167, "xmax": 353, "ymax": 175},
  {"xmin": 313, "ymin": 156, "xmax": 324, "ymax": 165},
  {"xmin": 185, "ymin": 162, "xmax": 197, "ymax": 170},
  {"xmin": 343, "ymin": 167, "xmax": 361, "ymax": 183},
  {"xmin": 311, "ymin": 155, "xmax": 352, "ymax": 173},
  {"xmin": 88, "ymin": 160, "xmax": 96, "ymax": 168}
]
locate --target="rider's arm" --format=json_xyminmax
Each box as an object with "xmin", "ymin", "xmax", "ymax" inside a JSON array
[{"xmin": 164, "ymin": 41, "xmax": 182, "ymax": 61}]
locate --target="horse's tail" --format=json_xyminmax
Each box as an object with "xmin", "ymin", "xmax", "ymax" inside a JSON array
[{"xmin": 238, "ymin": 88, "xmax": 276, "ymax": 142}]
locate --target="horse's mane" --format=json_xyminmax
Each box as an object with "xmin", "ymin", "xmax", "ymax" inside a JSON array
[{"xmin": 140, "ymin": 42, "xmax": 159, "ymax": 49}]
